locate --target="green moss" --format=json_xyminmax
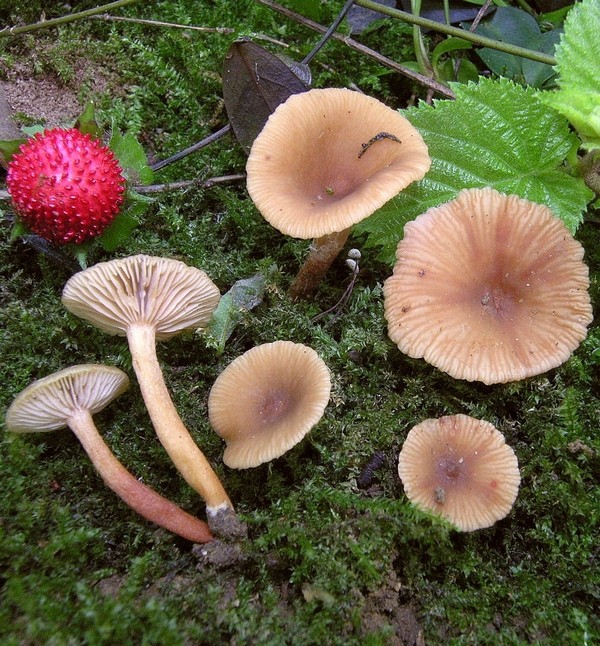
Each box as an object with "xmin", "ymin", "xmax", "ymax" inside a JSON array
[{"xmin": 1, "ymin": 2, "xmax": 599, "ymax": 644}]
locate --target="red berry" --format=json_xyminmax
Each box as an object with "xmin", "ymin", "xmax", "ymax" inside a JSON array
[{"xmin": 7, "ymin": 128, "xmax": 126, "ymax": 245}]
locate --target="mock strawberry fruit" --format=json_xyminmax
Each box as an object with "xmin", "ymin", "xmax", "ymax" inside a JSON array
[{"xmin": 7, "ymin": 128, "xmax": 126, "ymax": 245}]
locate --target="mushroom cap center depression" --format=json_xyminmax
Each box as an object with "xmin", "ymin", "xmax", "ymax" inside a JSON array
[{"xmin": 257, "ymin": 388, "xmax": 297, "ymax": 426}]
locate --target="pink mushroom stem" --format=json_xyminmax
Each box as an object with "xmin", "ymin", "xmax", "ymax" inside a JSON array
[
  {"xmin": 69, "ymin": 407, "xmax": 213, "ymax": 543},
  {"xmin": 289, "ymin": 228, "xmax": 351, "ymax": 300}
]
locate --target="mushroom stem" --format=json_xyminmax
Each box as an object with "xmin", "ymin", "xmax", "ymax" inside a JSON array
[
  {"xmin": 68, "ymin": 408, "xmax": 214, "ymax": 543},
  {"xmin": 289, "ymin": 228, "xmax": 351, "ymax": 300},
  {"xmin": 127, "ymin": 323, "xmax": 233, "ymax": 514}
]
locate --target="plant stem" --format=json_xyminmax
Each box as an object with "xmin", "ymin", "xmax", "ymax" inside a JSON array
[
  {"xmin": 0, "ymin": 0, "xmax": 141, "ymax": 38},
  {"xmin": 90, "ymin": 14, "xmax": 234, "ymax": 34},
  {"xmin": 69, "ymin": 409, "xmax": 214, "ymax": 543},
  {"xmin": 127, "ymin": 324, "xmax": 233, "ymax": 515},
  {"xmin": 354, "ymin": 0, "xmax": 557, "ymax": 66},
  {"xmin": 255, "ymin": 0, "xmax": 455, "ymax": 98},
  {"xmin": 150, "ymin": 125, "xmax": 231, "ymax": 172}
]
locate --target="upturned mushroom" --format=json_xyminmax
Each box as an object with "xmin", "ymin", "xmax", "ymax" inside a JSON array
[
  {"xmin": 5, "ymin": 365, "xmax": 213, "ymax": 543},
  {"xmin": 384, "ymin": 188, "xmax": 594, "ymax": 384},
  {"xmin": 61, "ymin": 254, "xmax": 241, "ymax": 535},
  {"xmin": 208, "ymin": 341, "xmax": 331, "ymax": 468},
  {"xmin": 246, "ymin": 88, "xmax": 431, "ymax": 299},
  {"xmin": 398, "ymin": 414, "xmax": 520, "ymax": 531}
]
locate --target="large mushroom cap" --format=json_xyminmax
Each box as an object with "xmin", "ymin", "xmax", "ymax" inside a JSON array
[
  {"xmin": 208, "ymin": 341, "xmax": 331, "ymax": 468},
  {"xmin": 398, "ymin": 414, "xmax": 520, "ymax": 531},
  {"xmin": 246, "ymin": 87, "xmax": 431, "ymax": 239},
  {"xmin": 6, "ymin": 364, "xmax": 129, "ymax": 432},
  {"xmin": 61, "ymin": 254, "xmax": 220, "ymax": 340},
  {"xmin": 384, "ymin": 188, "xmax": 593, "ymax": 384}
]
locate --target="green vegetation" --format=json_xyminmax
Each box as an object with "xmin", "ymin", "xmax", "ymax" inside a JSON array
[{"xmin": 1, "ymin": 1, "xmax": 598, "ymax": 644}]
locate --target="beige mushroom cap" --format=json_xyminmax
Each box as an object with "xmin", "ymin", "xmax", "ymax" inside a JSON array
[
  {"xmin": 208, "ymin": 341, "xmax": 331, "ymax": 468},
  {"xmin": 246, "ymin": 87, "xmax": 431, "ymax": 239},
  {"xmin": 384, "ymin": 188, "xmax": 593, "ymax": 384},
  {"xmin": 6, "ymin": 364, "xmax": 129, "ymax": 432},
  {"xmin": 398, "ymin": 414, "xmax": 520, "ymax": 531},
  {"xmin": 61, "ymin": 254, "xmax": 220, "ymax": 340}
]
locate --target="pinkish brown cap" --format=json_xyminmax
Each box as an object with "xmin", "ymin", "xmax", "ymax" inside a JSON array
[
  {"xmin": 398, "ymin": 414, "xmax": 520, "ymax": 531},
  {"xmin": 246, "ymin": 88, "xmax": 431, "ymax": 239},
  {"xmin": 208, "ymin": 341, "xmax": 331, "ymax": 468},
  {"xmin": 384, "ymin": 187, "xmax": 593, "ymax": 384}
]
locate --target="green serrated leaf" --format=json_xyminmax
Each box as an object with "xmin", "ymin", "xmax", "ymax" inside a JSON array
[
  {"xmin": 73, "ymin": 101, "xmax": 103, "ymax": 139},
  {"xmin": 357, "ymin": 77, "xmax": 592, "ymax": 264},
  {"xmin": 538, "ymin": 0, "xmax": 600, "ymax": 147},
  {"xmin": 98, "ymin": 210, "xmax": 140, "ymax": 252},
  {"xmin": 205, "ymin": 274, "xmax": 266, "ymax": 354},
  {"xmin": 9, "ymin": 219, "xmax": 28, "ymax": 241},
  {"xmin": 0, "ymin": 137, "xmax": 27, "ymax": 166},
  {"xmin": 108, "ymin": 127, "xmax": 154, "ymax": 185},
  {"xmin": 21, "ymin": 125, "xmax": 45, "ymax": 137}
]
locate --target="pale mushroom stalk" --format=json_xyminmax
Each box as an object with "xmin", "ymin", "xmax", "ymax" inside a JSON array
[
  {"xmin": 5, "ymin": 364, "xmax": 213, "ymax": 543},
  {"xmin": 68, "ymin": 407, "xmax": 213, "ymax": 543},
  {"xmin": 61, "ymin": 255, "xmax": 246, "ymax": 538},
  {"xmin": 288, "ymin": 228, "xmax": 351, "ymax": 300},
  {"xmin": 128, "ymin": 323, "xmax": 232, "ymax": 513}
]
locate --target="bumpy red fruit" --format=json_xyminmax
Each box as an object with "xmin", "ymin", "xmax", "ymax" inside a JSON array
[{"xmin": 7, "ymin": 128, "xmax": 126, "ymax": 244}]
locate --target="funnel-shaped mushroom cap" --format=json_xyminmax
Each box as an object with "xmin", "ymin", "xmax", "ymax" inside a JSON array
[
  {"xmin": 208, "ymin": 341, "xmax": 331, "ymax": 468},
  {"xmin": 6, "ymin": 364, "xmax": 129, "ymax": 432},
  {"xmin": 246, "ymin": 88, "xmax": 431, "ymax": 239},
  {"xmin": 398, "ymin": 414, "xmax": 520, "ymax": 531},
  {"xmin": 384, "ymin": 188, "xmax": 593, "ymax": 384},
  {"xmin": 62, "ymin": 254, "xmax": 220, "ymax": 340}
]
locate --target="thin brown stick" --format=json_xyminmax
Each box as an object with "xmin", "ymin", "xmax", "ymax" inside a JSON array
[
  {"xmin": 90, "ymin": 14, "xmax": 290, "ymax": 48},
  {"xmin": 90, "ymin": 14, "xmax": 235, "ymax": 34},
  {"xmin": 133, "ymin": 174, "xmax": 245, "ymax": 194},
  {"xmin": 254, "ymin": 0, "xmax": 455, "ymax": 99},
  {"xmin": 0, "ymin": 0, "xmax": 141, "ymax": 38}
]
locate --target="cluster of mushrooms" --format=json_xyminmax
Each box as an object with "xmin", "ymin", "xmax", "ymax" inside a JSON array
[
  {"xmin": 244, "ymin": 87, "xmax": 593, "ymax": 532},
  {"xmin": 6, "ymin": 88, "xmax": 594, "ymax": 538}
]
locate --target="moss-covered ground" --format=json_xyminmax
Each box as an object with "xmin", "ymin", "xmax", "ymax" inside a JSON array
[{"xmin": 0, "ymin": 1, "xmax": 598, "ymax": 644}]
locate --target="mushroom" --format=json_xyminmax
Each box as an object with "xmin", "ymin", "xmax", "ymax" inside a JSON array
[
  {"xmin": 208, "ymin": 341, "xmax": 331, "ymax": 468},
  {"xmin": 397, "ymin": 414, "xmax": 520, "ymax": 531},
  {"xmin": 61, "ymin": 255, "xmax": 240, "ymax": 534},
  {"xmin": 384, "ymin": 187, "xmax": 593, "ymax": 384},
  {"xmin": 246, "ymin": 88, "xmax": 431, "ymax": 299},
  {"xmin": 5, "ymin": 365, "xmax": 213, "ymax": 543}
]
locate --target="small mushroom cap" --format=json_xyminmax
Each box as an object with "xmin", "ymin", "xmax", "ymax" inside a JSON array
[
  {"xmin": 6, "ymin": 364, "xmax": 129, "ymax": 433},
  {"xmin": 246, "ymin": 87, "xmax": 431, "ymax": 239},
  {"xmin": 384, "ymin": 188, "xmax": 593, "ymax": 384},
  {"xmin": 62, "ymin": 254, "xmax": 220, "ymax": 340},
  {"xmin": 208, "ymin": 341, "xmax": 331, "ymax": 468},
  {"xmin": 398, "ymin": 414, "xmax": 520, "ymax": 531}
]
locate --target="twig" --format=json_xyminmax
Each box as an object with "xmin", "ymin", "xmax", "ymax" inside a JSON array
[
  {"xmin": 255, "ymin": 0, "xmax": 455, "ymax": 99},
  {"xmin": 90, "ymin": 14, "xmax": 290, "ymax": 48},
  {"xmin": 150, "ymin": 124, "xmax": 231, "ymax": 172},
  {"xmin": 90, "ymin": 14, "xmax": 235, "ymax": 34},
  {"xmin": 133, "ymin": 174, "xmax": 245, "ymax": 193},
  {"xmin": 0, "ymin": 0, "xmax": 141, "ymax": 38},
  {"xmin": 470, "ymin": 0, "xmax": 493, "ymax": 33},
  {"xmin": 354, "ymin": 0, "xmax": 556, "ymax": 66}
]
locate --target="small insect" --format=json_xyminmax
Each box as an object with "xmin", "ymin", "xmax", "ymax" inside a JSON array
[
  {"xmin": 357, "ymin": 450, "xmax": 387, "ymax": 489},
  {"xmin": 358, "ymin": 132, "xmax": 402, "ymax": 159}
]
